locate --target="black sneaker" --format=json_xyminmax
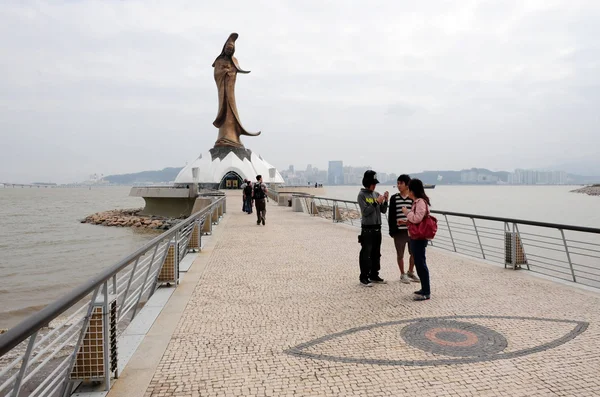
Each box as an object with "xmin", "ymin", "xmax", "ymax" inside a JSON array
[
  {"xmin": 360, "ymin": 280, "xmax": 373, "ymax": 288},
  {"xmin": 257, "ymin": 220, "xmax": 261, "ymax": 225},
  {"xmin": 369, "ymin": 276, "xmax": 387, "ymax": 284},
  {"xmin": 413, "ymin": 294, "xmax": 430, "ymax": 301}
]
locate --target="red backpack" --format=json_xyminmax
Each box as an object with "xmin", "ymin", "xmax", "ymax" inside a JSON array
[{"xmin": 407, "ymin": 200, "xmax": 438, "ymax": 240}]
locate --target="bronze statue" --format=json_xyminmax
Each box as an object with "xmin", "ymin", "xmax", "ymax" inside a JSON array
[{"xmin": 212, "ymin": 33, "xmax": 261, "ymax": 148}]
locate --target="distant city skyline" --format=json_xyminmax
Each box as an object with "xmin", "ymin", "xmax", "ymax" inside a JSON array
[{"xmin": 279, "ymin": 161, "xmax": 583, "ymax": 186}]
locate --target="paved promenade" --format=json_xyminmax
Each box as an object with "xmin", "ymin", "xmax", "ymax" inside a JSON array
[{"xmin": 112, "ymin": 192, "xmax": 600, "ymax": 397}]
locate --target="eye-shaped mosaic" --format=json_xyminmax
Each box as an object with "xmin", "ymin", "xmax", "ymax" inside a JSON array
[{"xmin": 286, "ymin": 316, "xmax": 588, "ymax": 366}]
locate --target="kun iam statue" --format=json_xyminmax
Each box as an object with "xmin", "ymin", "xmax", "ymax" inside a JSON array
[{"xmin": 212, "ymin": 33, "xmax": 261, "ymax": 148}]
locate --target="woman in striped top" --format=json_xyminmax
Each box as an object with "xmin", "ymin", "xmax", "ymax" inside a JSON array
[{"xmin": 388, "ymin": 174, "xmax": 419, "ymax": 284}]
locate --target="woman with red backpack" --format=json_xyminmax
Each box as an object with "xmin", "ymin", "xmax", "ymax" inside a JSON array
[{"xmin": 400, "ymin": 178, "xmax": 437, "ymax": 301}]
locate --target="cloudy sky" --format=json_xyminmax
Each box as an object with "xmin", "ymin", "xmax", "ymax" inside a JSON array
[{"xmin": 1, "ymin": 0, "xmax": 599, "ymax": 183}]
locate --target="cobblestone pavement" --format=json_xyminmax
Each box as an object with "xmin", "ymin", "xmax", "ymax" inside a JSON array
[{"xmin": 144, "ymin": 193, "xmax": 600, "ymax": 396}]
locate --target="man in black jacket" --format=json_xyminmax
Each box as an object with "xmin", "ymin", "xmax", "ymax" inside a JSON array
[
  {"xmin": 387, "ymin": 174, "xmax": 419, "ymax": 283},
  {"xmin": 357, "ymin": 170, "xmax": 388, "ymax": 287},
  {"xmin": 243, "ymin": 180, "xmax": 253, "ymax": 214},
  {"xmin": 253, "ymin": 175, "xmax": 268, "ymax": 225}
]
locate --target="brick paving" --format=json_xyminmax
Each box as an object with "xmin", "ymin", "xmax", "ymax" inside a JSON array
[{"xmin": 144, "ymin": 193, "xmax": 600, "ymax": 396}]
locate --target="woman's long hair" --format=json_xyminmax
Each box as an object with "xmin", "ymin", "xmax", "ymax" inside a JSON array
[{"xmin": 408, "ymin": 178, "xmax": 431, "ymax": 206}]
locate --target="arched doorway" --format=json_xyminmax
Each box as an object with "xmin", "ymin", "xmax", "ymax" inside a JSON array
[{"xmin": 219, "ymin": 171, "xmax": 243, "ymax": 189}]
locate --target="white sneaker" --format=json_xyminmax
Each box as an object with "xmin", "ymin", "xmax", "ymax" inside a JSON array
[
  {"xmin": 400, "ymin": 274, "xmax": 410, "ymax": 284},
  {"xmin": 407, "ymin": 272, "xmax": 420, "ymax": 282}
]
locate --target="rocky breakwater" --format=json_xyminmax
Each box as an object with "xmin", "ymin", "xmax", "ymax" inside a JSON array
[
  {"xmin": 571, "ymin": 184, "xmax": 600, "ymax": 197},
  {"xmin": 81, "ymin": 208, "xmax": 182, "ymax": 230}
]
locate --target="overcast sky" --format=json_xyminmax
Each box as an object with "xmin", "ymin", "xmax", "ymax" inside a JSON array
[{"xmin": 1, "ymin": 0, "xmax": 599, "ymax": 183}]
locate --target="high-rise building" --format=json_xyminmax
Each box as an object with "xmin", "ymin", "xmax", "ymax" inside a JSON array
[
  {"xmin": 328, "ymin": 161, "xmax": 344, "ymax": 185},
  {"xmin": 288, "ymin": 165, "xmax": 294, "ymax": 173}
]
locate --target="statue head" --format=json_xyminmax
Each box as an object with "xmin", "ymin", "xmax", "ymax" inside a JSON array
[
  {"xmin": 212, "ymin": 33, "xmax": 250, "ymax": 73},
  {"xmin": 222, "ymin": 33, "xmax": 237, "ymax": 56}
]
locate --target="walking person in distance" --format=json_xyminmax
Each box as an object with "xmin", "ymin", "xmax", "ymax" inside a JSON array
[
  {"xmin": 253, "ymin": 175, "xmax": 268, "ymax": 225},
  {"xmin": 243, "ymin": 180, "xmax": 253, "ymax": 215},
  {"xmin": 400, "ymin": 178, "xmax": 432, "ymax": 300},
  {"xmin": 357, "ymin": 170, "xmax": 389, "ymax": 287},
  {"xmin": 388, "ymin": 174, "xmax": 419, "ymax": 284}
]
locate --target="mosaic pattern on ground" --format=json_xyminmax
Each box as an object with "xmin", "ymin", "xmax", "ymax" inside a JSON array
[{"xmin": 286, "ymin": 315, "xmax": 588, "ymax": 366}]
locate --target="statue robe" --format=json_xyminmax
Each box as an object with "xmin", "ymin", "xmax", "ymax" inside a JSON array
[{"xmin": 212, "ymin": 56, "xmax": 260, "ymax": 147}]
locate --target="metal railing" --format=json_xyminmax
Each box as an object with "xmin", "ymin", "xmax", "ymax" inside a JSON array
[
  {"xmin": 294, "ymin": 195, "xmax": 600, "ymax": 289},
  {"xmin": 0, "ymin": 196, "xmax": 226, "ymax": 397}
]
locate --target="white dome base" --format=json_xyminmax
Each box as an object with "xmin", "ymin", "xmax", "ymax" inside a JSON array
[{"xmin": 175, "ymin": 147, "xmax": 285, "ymax": 186}]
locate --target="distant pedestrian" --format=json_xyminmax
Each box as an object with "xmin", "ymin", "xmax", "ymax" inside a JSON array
[
  {"xmin": 243, "ymin": 180, "xmax": 253, "ymax": 214},
  {"xmin": 357, "ymin": 170, "xmax": 388, "ymax": 287},
  {"xmin": 241, "ymin": 179, "xmax": 248, "ymax": 212},
  {"xmin": 253, "ymin": 175, "xmax": 268, "ymax": 225},
  {"xmin": 388, "ymin": 174, "xmax": 419, "ymax": 283},
  {"xmin": 401, "ymin": 178, "xmax": 432, "ymax": 301}
]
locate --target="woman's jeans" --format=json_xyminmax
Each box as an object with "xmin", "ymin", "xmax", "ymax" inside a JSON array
[{"xmin": 409, "ymin": 239, "xmax": 430, "ymax": 295}]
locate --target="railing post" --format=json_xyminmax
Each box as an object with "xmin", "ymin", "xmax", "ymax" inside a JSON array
[
  {"xmin": 60, "ymin": 286, "xmax": 101, "ymax": 397},
  {"xmin": 10, "ymin": 331, "xmax": 38, "ymax": 397},
  {"xmin": 212, "ymin": 204, "xmax": 219, "ymax": 225},
  {"xmin": 444, "ymin": 214, "xmax": 457, "ymax": 252},
  {"xmin": 118, "ymin": 257, "xmax": 140, "ymax": 320},
  {"xmin": 131, "ymin": 242, "xmax": 161, "ymax": 319},
  {"xmin": 472, "ymin": 218, "xmax": 485, "ymax": 259},
  {"xmin": 559, "ymin": 228, "xmax": 577, "ymax": 282},
  {"xmin": 345, "ymin": 202, "xmax": 354, "ymax": 226},
  {"xmin": 103, "ymin": 281, "xmax": 111, "ymax": 391}
]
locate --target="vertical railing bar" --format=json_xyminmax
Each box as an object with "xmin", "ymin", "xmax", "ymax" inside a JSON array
[
  {"xmin": 59, "ymin": 286, "xmax": 101, "ymax": 397},
  {"xmin": 511, "ymin": 223, "xmax": 517, "ymax": 270},
  {"xmin": 332, "ymin": 201, "xmax": 336, "ymax": 223},
  {"xmin": 559, "ymin": 228, "xmax": 577, "ymax": 282},
  {"xmin": 112, "ymin": 274, "xmax": 117, "ymax": 295},
  {"xmin": 444, "ymin": 214, "xmax": 457, "ymax": 252},
  {"xmin": 504, "ymin": 222, "xmax": 509, "ymax": 269},
  {"xmin": 472, "ymin": 218, "xmax": 485, "ymax": 259},
  {"xmin": 9, "ymin": 331, "xmax": 38, "ymax": 397},
  {"xmin": 118, "ymin": 256, "xmax": 140, "ymax": 320},
  {"xmin": 132, "ymin": 241, "xmax": 162, "ymax": 320},
  {"xmin": 103, "ymin": 281, "xmax": 110, "ymax": 391}
]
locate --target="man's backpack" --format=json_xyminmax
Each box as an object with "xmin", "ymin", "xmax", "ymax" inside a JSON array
[
  {"xmin": 253, "ymin": 183, "xmax": 265, "ymax": 200},
  {"xmin": 244, "ymin": 184, "xmax": 252, "ymax": 197}
]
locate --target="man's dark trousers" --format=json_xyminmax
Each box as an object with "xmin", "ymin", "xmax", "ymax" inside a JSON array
[
  {"xmin": 255, "ymin": 198, "xmax": 266, "ymax": 223},
  {"xmin": 359, "ymin": 226, "xmax": 382, "ymax": 282}
]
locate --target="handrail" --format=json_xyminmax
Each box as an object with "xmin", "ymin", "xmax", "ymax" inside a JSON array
[
  {"xmin": 429, "ymin": 210, "xmax": 600, "ymax": 235},
  {"xmin": 305, "ymin": 195, "xmax": 600, "ymax": 235},
  {"xmin": 0, "ymin": 197, "xmax": 225, "ymax": 357},
  {"xmin": 310, "ymin": 196, "xmax": 361, "ymax": 205}
]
